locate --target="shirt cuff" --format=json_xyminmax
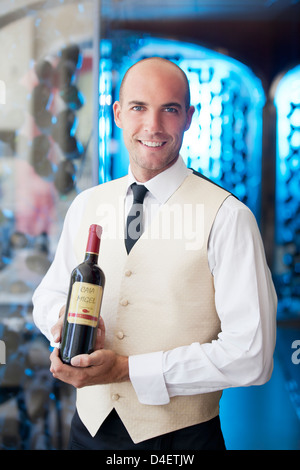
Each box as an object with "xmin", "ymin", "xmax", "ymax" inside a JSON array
[{"xmin": 129, "ymin": 351, "xmax": 170, "ymax": 405}]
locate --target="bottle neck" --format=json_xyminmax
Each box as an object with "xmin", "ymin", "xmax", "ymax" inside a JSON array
[
  {"xmin": 84, "ymin": 252, "xmax": 99, "ymax": 264},
  {"xmin": 85, "ymin": 226, "xmax": 101, "ymax": 263}
]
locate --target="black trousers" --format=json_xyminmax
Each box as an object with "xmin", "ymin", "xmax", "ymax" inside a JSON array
[{"xmin": 68, "ymin": 409, "xmax": 226, "ymax": 450}]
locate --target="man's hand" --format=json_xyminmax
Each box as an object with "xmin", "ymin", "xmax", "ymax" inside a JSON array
[
  {"xmin": 51, "ymin": 305, "xmax": 66, "ymax": 343},
  {"xmin": 49, "ymin": 304, "xmax": 118, "ymax": 388},
  {"xmin": 50, "ymin": 347, "xmax": 129, "ymax": 388},
  {"xmin": 50, "ymin": 306, "xmax": 106, "ymax": 350}
]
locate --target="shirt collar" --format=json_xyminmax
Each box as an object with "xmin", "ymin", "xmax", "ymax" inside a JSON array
[{"xmin": 126, "ymin": 156, "xmax": 190, "ymax": 205}]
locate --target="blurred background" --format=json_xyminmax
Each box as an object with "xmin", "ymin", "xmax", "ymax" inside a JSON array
[{"xmin": 0, "ymin": 0, "xmax": 299, "ymax": 450}]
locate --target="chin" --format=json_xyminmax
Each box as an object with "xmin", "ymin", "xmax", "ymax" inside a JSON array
[{"xmin": 142, "ymin": 154, "xmax": 177, "ymax": 169}]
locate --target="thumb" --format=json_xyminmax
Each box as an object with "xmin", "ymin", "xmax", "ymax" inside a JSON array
[
  {"xmin": 71, "ymin": 350, "xmax": 103, "ymax": 367},
  {"xmin": 70, "ymin": 354, "xmax": 90, "ymax": 367}
]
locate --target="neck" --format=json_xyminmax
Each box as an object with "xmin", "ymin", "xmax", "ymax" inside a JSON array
[{"xmin": 130, "ymin": 155, "xmax": 179, "ymax": 183}]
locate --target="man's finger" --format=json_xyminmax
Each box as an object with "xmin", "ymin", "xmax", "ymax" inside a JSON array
[
  {"xmin": 50, "ymin": 306, "xmax": 66, "ymax": 343},
  {"xmin": 71, "ymin": 350, "xmax": 104, "ymax": 368},
  {"xmin": 50, "ymin": 347, "xmax": 64, "ymax": 375},
  {"xmin": 50, "ymin": 347, "xmax": 82, "ymax": 386}
]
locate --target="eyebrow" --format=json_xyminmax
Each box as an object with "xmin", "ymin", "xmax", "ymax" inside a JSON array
[
  {"xmin": 162, "ymin": 102, "xmax": 183, "ymax": 109},
  {"xmin": 127, "ymin": 100, "xmax": 183, "ymax": 109},
  {"xmin": 127, "ymin": 100, "xmax": 147, "ymax": 106}
]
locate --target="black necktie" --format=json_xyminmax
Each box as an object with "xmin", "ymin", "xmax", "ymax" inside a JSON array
[{"xmin": 125, "ymin": 183, "xmax": 148, "ymax": 254}]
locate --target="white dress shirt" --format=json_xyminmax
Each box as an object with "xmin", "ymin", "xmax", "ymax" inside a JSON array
[{"xmin": 32, "ymin": 156, "xmax": 277, "ymax": 406}]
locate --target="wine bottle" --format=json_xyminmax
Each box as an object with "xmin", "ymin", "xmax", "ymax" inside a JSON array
[{"xmin": 59, "ymin": 224, "xmax": 105, "ymax": 364}]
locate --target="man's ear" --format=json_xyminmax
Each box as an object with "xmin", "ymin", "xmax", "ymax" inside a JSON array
[
  {"xmin": 113, "ymin": 101, "xmax": 122, "ymax": 129},
  {"xmin": 184, "ymin": 105, "xmax": 195, "ymax": 132}
]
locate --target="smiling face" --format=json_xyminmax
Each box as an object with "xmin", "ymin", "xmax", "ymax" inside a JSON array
[{"xmin": 113, "ymin": 58, "xmax": 194, "ymax": 182}]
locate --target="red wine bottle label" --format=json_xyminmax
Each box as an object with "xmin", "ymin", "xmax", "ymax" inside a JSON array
[{"xmin": 67, "ymin": 282, "xmax": 103, "ymax": 328}]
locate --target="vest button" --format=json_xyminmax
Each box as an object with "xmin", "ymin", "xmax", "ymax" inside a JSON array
[
  {"xmin": 125, "ymin": 270, "xmax": 132, "ymax": 277},
  {"xmin": 116, "ymin": 331, "xmax": 124, "ymax": 339},
  {"xmin": 111, "ymin": 393, "xmax": 120, "ymax": 401},
  {"xmin": 120, "ymin": 299, "xmax": 129, "ymax": 306}
]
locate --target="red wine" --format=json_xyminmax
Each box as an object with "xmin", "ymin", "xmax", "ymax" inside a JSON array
[{"xmin": 59, "ymin": 224, "xmax": 105, "ymax": 364}]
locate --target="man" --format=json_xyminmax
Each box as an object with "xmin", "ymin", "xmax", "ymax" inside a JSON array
[{"xmin": 32, "ymin": 57, "xmax": 277, "ymax": 450}]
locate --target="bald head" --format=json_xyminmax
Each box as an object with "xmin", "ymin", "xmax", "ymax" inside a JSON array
[
  {"xmin": 113, "ymin": 56, "xmax": 195, "ymax": 182},
  {"xmin": 119, "ymin": 57, "xmax": 191, "ymax": 111}
]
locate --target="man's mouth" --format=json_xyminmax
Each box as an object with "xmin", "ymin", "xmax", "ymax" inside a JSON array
[{"xmin": 139, "ymin": 140, "xmax": 166, "ymax": 148}]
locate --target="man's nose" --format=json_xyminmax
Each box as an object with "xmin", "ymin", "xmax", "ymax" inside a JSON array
[{"xmin": 144, "ymin": 110, "xmax": 163, "ymax": 132}]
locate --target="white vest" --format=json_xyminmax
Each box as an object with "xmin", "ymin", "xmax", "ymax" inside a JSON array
[{"xmin": 73, "ymin": 172, "xmax": 230, "ymax": 443}]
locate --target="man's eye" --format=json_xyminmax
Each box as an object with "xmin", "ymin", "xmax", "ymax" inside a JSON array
[
  {"xmin": 165, "ymin": 107, "xmax": 178, "ymax": 113},
  {"xmin": 132, "ymin": 106, "xmax": 144, "ymax": 111}
]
